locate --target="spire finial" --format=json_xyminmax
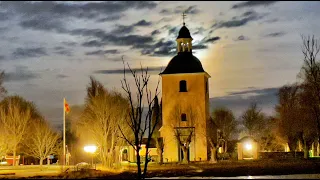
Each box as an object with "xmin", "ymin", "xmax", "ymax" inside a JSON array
[{"xmin": 182, "ymin": 11, "xmax": 186, "ymax": 26}]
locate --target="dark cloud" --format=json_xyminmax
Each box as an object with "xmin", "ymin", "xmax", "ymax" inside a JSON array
[
  {"xmin": 56, "ymin": 74, "xmax": 68, "ymax": 79},
  {"xmin": 205, "ymin": 36, "xmax": 221, "ymax": 43},
  {"xmin": 157, "ymin": 17, "xmax": 173, "ymax": 23},
  {"xmin": 132, "ymin": 39, "xmax": 176, "ymax": 57},
  {"xmin": 81, "ymin": 33, "xmax": 154, "ymax": 48},
  {"xmin": 134, "ymin": 20, "xmax": 152, "ymax": 26},
  {"xmin": 55, "ymin": 50, "xmax": 73, "ymax": 56},
  {"xmin": 242, "ymin": 10, "xmax": 255, "ymax": 17},
  {"xmin": 94, "ymin": 66, "xmax": 164, "ymax": 75},
  {"xmin": 69, "ymin": 28, "xmax": 107, "ymax": 38},
  {"xmin": 210, "ymin": 87, "xmax": 279, "ymax": 117},
  {"xmin": 235, "ymin": 35, "xmax": 250, "ymax": 41},
  {"xmin": 232, "ymin": 1, "xmax": 278, "ymax": 9},
  {"xmin": 11, "ymin": 1, "xmax": 157, "ymax": 33},
  {"xmin": 168, "ymin": 26, "xmax": 180, "ymax": 36},
  {"xmin": 151, "ymin": 30, "xmax": 161, "ymax": 36},
  {"xmin": 193, "ymin": 27, "xmax": 205, "ymax": 35},
  {"xmin": 152, "ymin": 48, "xmax": 176, "ymax": 57},
  {"xmin": 3, "ymin": 66, "xmax": 39, "ymax": 82},
  {"xmin": 12, "ymin": 47, "xmax": 48, "ymax": 59},
  {"xmin": 111, "ymin": 25, "xmax": 135, "ymax": 34},
  {"xmin": 96, "ymin": 14, "xmax": 123, "ymax": 23},
  {"xmin": 160, "ymin": 5, "xmax": 200, "ymax": 15},
  {"xmin": 0, "ymin": 12, "xmax": 10, "ymax": 21},
  {"xmin": 176, "ymin": 5, "xmax": 200, "ymax": 14},
  {"xmin": 62, "ymin": 41, "xmax": 77, "ymax": 46},
  {"xmin": 193, "ymin": 45, "xmax": 208, "ymax": 50},
  {"xmin": 54, "ymin": 46, "xmax": 64, "ymax": 51},
  {"xmin": 227, "ymin": 87, "xmax": 279, "ymax": 96},
  {"xmin": 85, "ymin": 49, "xmax": 120, "ymax": 56},
  {"xmin": 264, "ymin": 18, "xmax": 279, "ymax": 23},
  {"xmin": 108, "ymin": 20, "xmax": 152, "ymax": 35},
  {"xmin": 212, "ymin": 12, "xmax": 265, "ymax": 29},
  {"xmin": 19, "ymin": 18, "xmax": 67, "ymax": 33},
  {"xmin": 264, "ymin": 32, "xmax": 286, "ymax": 37},
  {"xmin": 2, "ymin": 1, "xmax": 157, "ymax": 20},
  {"xmin": 0, "ymin": 27, "xmax": 8, "ymax": 33},
  {"xmin": 82, "ymin": 40, "xmax": 105, "ymax": 47}
]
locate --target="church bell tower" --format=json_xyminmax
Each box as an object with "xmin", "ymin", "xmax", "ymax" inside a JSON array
[{"xmin": 159, "ymin": 14, "xmax": 211, "ymax": 162}]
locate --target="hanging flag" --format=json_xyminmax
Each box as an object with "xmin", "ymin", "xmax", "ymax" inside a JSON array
[{"xmin": 64, "ymin": 99, "xmax": 70, "ymax": 113}]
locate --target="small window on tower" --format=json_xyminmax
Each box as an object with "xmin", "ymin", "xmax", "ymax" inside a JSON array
[
  {"xmin": 181, "ymin": 113, "xmax": 187, "ymax": 121},
  {"xmin": 179, "ymin": 80, "xmax": 187, "ymax": 92}
]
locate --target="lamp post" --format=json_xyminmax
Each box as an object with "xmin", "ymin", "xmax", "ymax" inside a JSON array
[{"xmin": 84, "ymin": 145, "xmax": 97, "ymax": 169}]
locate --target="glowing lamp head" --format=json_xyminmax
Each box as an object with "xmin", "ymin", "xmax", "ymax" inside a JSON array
[
  {"xmin": 245, "ymin": 143, "xmax": 252, "ymax": 150},
  {"xmin": 84, "ymin": 145, "xmax": 97, "ymax": 153}
]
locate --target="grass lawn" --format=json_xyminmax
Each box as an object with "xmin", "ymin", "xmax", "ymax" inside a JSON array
[{"xmin": 2, "ymin": 159, "xmax": 320, "ymax": 179}]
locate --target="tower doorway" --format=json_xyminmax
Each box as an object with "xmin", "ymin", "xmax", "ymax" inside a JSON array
[
  {"xmin": 121, "ymin": 149, "xmax": 128, "ymax": 161},
  {"xmin": 179, "ymin": 146, "xmax": 190, "ymax": 162}
]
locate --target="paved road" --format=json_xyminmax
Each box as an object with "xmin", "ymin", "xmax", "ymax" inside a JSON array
[{"xmin": 148, "ymin": 174, "xmax": 320, "ymax": 179}]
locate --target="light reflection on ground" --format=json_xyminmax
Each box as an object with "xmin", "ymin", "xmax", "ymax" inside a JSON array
[{"xmin": 147, "ymin": 174, "xmax": 320, "ymax": 179}]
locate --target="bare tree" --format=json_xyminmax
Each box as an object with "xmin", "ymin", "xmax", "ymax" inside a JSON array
[
  {"xmin": 298, "ymin": 35, "xmax": 320, "ymax": 156},
  {"xmin": 78, "ymin": 76, "xmax": 129, "ymax": 168},
  {"xmin": 170, "ymin": 104, "xmax": 196, "ymax": 164},
  {"xmin": 211, "ymin": 107, "xmax": 237, "ymax": 153},
  {"xmin": 118, "ymin": 61, "xmax": 160, "ymax": 179},
  {"xmin": 298, "ymin": 84, "xmax": 318, "ymax": 158},
  {"xmin": 276, "ymin": 84, "xmax": 317, "ymax": 158},
  {"xmin": 241, "ymin": 103, "xmax": 266, "ymax": 138},
  {"xmin": 0, "ymin": 131, "xmax": 8, "ymax": 158},
  {"xmin": 275, "ymin": 84, "xmax": 301, "ymax": 152},
  {"xmin": 0, "ymin": 96, "xmax": 39, "ymax": 166},
  {"xmin": 24, "ymin": 120, "xmax": 61, "ymax": 166}
]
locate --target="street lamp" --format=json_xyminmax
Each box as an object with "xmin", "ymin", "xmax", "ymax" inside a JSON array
[
  {"xmin": 245, "ymin": 142, "xmax": 252, "ymax": 151},
  {"xmin": 84, "ymin": 145, "xmax": 97, "ymax": 168}
]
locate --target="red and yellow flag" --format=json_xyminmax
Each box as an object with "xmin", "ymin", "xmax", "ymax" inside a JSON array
[{"xmin": 64, "ymin": 99, "xmax": 70, "ymax": 114}]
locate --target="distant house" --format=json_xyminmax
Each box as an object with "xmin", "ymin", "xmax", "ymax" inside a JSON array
[
  {"xmin": 4, "ymin": 155, "xmax": 20, "ymax": 165},
  {"xmin": 117, "ymin": 138, "xmax": 160, "ymax": 163}
]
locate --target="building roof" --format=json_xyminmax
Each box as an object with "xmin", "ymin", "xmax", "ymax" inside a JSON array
[
  {"xmin": 177, "ymin": 25, "xmax": 192, "ymax": 39},
  {"xmin": 160, "ymin": 52, "xmax": 205, "ymax": 75},
  {"xmin": 238, "ymin": 136, "xmax": 258, "ymax": 143}
]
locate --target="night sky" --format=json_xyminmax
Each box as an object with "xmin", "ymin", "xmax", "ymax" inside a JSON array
[{"xmin": 0, "ymin": 1, "xmax": 319, "ymax": 127}]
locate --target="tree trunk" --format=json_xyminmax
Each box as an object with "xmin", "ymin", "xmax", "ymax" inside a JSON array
[
  {"xmin": 210, "ymin": 146, "xmax": 217, "ymax": 163},
  {"xmin": 182, "ymin": 146, "xmax": 188, "ymax": 164},
  {"xmin": 13, "ymin": 150, "xmax": 16, "ymax": 166},
  {"xmin": 304, "ymin": 139, "xmax": 309, "ymax": 159},
  {"xmin": 156, "ymin": 139, "xmax": 163, "ymax": 165},
  {"xmin": 158, "ymin": 149, "xmax": 163, "ymax": 165},
  {"xmin": 224, "ymin": 141, "xmax": 228, "ymax": 153},
  {"xmin": 40, "ymin": 158, "xmax": 43, "ymax": 166},
  {"xmin": 210, "ymin": 147, "xmax": 217, "ymax": 163},
  {"xmin": 136, "ymin": 148, "xmax": 142, "ymax": 179}
]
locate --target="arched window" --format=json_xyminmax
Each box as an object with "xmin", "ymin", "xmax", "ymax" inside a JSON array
[
  {"xmin": 181, "ymin": 113, "xmax": 187, "ymax": 121},
  {"xmin": 179, "ymin": 80, "xmax": 187, "ymax": 92}
]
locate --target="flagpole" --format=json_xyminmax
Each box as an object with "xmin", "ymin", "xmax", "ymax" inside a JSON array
[{"xmin": 63, "ymin": 97, "xmax": 66, "ymax": 167}]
